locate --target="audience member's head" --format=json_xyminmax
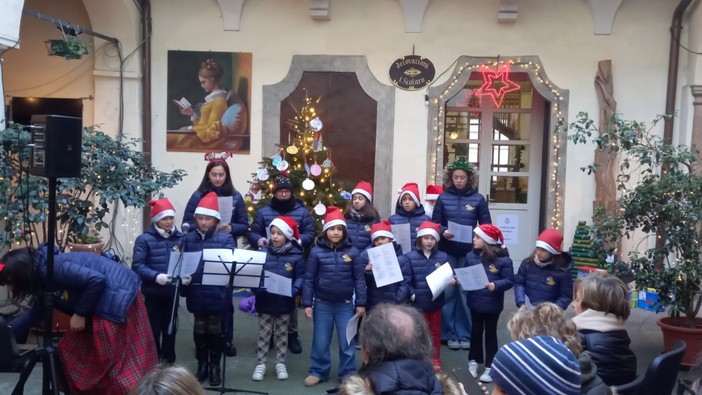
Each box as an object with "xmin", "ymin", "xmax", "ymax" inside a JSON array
[
  {"xmin": 574, "ymin": 272, "xmax": 630, "ymax": 320},
  {"xmin": 359, "ymin": 303, "xmax": 432, "ymax": 365},
  {"xmin": 491, "ymin": 336, "xmax": 581, "ymax": 395},
  {"xmin": 507, "ymin": 302, "xmax": 582, "ymax": 356},
  {"xmin": 128, "ymin": 364, "xmax": 206, "ymax": 395}
]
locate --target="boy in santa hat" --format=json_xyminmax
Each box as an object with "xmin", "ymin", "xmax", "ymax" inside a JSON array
[
  {"xmin": 302, "ymin": 207, "xmax": 366, "ymax": 387},
  {"xmin": 423, "ymin": 184, "xmax": 443, "ymax": 218},
  {"xmin": 344, "ymin": 181, "xmax": 380, "ymax": 252},
  {"xmin": 132, "ymin": 197, "xmax": 184, "ymax": 364},
  {"xmin": 389, "ymin": 182, "xmax": 431, "ymax": 248},
  {"xmin": 180, "ymin": 192, "xmax": 236, "ymax": 387}
]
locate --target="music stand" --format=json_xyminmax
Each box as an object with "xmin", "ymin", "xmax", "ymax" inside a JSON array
[
  {"xmin": 201, "ymin": 250, "xmax": 268, "ymax": 395},
  {"xmin": 13, "ymin": 177, "xmax": 71, "ymax": 395}
]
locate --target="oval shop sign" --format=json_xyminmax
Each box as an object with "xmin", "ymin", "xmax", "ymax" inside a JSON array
[{"xmin": 389, "ymin": 55, "xmax": 435, "ymax": 90}]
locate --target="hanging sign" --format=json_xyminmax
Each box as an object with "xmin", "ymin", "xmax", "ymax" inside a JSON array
[{"xmin": 389, "ymin": 55, "xmax": 435, "ymax": 90}]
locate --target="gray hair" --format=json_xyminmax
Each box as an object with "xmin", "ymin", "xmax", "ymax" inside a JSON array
[{"xmin": 360, "ymin": 303, "xmax": 433, "ymax": 365}]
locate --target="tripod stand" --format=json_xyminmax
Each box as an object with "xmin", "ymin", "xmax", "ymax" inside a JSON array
[
  {"xmin": 203, "ymin": 255, "xmax": 267, "ymax": 395},
  {"xmin": 13, "ymin": 177, "xmax": 71, "ymax": 395}
]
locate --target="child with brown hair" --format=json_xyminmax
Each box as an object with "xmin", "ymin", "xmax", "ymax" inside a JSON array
[
  {"xmin": 572, "ymin": 272, "xmax": 637, "ymax": 386},
  {"xmin": 344, "ymin": 181, "xmax": 380, "ymax": 252}
]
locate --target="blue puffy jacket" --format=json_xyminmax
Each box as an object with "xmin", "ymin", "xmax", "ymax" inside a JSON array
[
  {"xmin": 249, "ymin": 198, "xmax": 315, "ymax": 249},
  {"xmin": 183, "ymin": 188, "xmax": 249, "ymax": 246},
  {"xmin": 514, "ymin": 253, "xmax": 574, "ymax": 310},
  {"xmin": 10, "ymin": 246, "xmax": 141, "ymax": 339},
  {"xmin": 465, "ymin": 248, "xmax": 514, "ymax": 314},
  {"xmin": 180, "ymin": 228, "xmax": 237, "ymax": 314},
  {"xmin": 431, "ymin": 186, "xmax": 491, "ymax": 257},
  {"xmin": 345, "ymin": 217, "xmax": 377, "ymax": 252},
  {"xmin": 388, "ymin": 203, "xmax": 431, "ymax": 246},
  {"xmin": 406, "ymin": 248, "xmax": 449, "ymax": 311},
  {"xmin": 360, "ymin": 242, "xmax": 411, "ymax": 310},
  {"xmin": 252, "ymin": 241, "xmax": 305, "ymax": 316},
  {"xmin": 132, "ymin": 225, "xmax": 184, "ymax": 297},
  {"xmin": 302, "ymin": 236, "xmax": 366, "ymax": 307}
]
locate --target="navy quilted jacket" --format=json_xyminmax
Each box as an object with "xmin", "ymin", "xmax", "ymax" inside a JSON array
[
  {"xmin": 249, "ymin": 199, "xmax": 315, "ymax": 249},
  {"xmin": 345, "ymin": 217, "xmax": 378, "ymax": 252},
  {"xmin": 131, "ymin": 225, "xmax": 184, "ymax": 297},
  {"xmin": 388, "ymin": 203, "xmax": 431, "ymax": 246},
  {"xmin": 360, "ymin": 242, "xmax": 411, "ymax": 310},
  {"xmin": 302, "ymin": 236, "xmax": 366, "ymax": 307},
  {"xmin": 431, "ymin": 186, "xmax": 491, "ymax": 256},
  {"xmin": 514, "ymin": 253, "xmax": 574, "ymax": 310},
  {"xmin": 182, "ymin": 188, "xmax": 249, "ymax": 245},
  {"xmin": 10, "ymin": 246, "xmax": 141, "ymax": 338},
  {"xmin": 465, "ymin": 248, "xmax": 514, "ymax": 314},
  {"xmin": 180, "ymin": 228, "xmax": 236, "ymax": 314},
  {"xmin": 252, "ymin": 241, "xmax": 305, "ymax": 315},
  {"xmin": 407, "ymin": 248, "xmax": 449, "ymax": 311}
]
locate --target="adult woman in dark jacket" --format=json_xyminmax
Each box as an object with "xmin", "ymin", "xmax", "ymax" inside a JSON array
[{"xmin": 0, "ymin": 246, "xmax": 157, "ymax": 394}]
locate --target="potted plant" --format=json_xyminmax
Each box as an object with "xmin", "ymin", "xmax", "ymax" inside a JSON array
[
  {"xmin": 569, "ymin": 112, "xmax": 702, "ymax": 365},
  {"xmin": 0, "ymin": 123, "xmax": 186, "ymax": 256}
]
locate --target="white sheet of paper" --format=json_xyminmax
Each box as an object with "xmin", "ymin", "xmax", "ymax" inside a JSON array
[
  {"xmin": 391, "ymin": 222, "xmax": 412, "ymax": 255},
  {"xmin": 454, "ymin": 265, "xmax": 490, "ymax": 292},
  {"xmin": 218, "ymin": 196, "xmax": 234, "ymax": 224},
  {"xmin": 345, "ymin": 313, "xmax": 360, "ymax": 346},
  {"xmin": 496, "ymin": 214, "xmax": 519, "ymax": 245},
  {"xmin": 426, "ymin": 262, "xmax": 454, "ymax": 300},
  {"xmin": 166, "ymin": 251, "xmax": 202, "ymax": 277},
  {"xmin": 232, "ymin": 249, "xmax": 267, "ymax": 264},
  {"xmin": 367, "ymin": 243, "xmax": 404, "ymax": 288},
  {"xmin": 448, "ymin": 221, "xmax": 473, "ymax": 244},
  {"xmin": 203, "ymin": 248, "xmax": 234, "ymax": 263},
  {"xmin": 177, "ymin": 97, "xmax": 191, "ymax": 108},
  {"xmin": 264, "ymin": 270, "xmax": 292, "ymax": 297}
]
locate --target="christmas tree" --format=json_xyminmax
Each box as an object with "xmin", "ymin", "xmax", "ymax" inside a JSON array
[{"xmin": 247, "ymin": 94, "xmax": 349, "ymax": 229}]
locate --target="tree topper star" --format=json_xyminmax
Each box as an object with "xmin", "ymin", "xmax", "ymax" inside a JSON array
[{"xmin": 475, "ymin": 63, "xmax": 521, "ymax": 108}]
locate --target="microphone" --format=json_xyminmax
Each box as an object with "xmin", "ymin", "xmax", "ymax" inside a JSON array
[{"xmin": 182, "ymin": 222, "xmax": 190, "ymax": 233}]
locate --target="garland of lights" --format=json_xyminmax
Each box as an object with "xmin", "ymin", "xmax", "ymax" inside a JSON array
[{"xmin": 429, "ymin": 57, "xmax": 567, "ymax": 229}]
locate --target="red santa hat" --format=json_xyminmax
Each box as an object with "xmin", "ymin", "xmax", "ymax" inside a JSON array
[
  {"xmin": 416, "ymin": 221, "xmax": 440, "ymax": 241},
  {"xmin": 323, "ymin": 206, "xmax": 346, "ymax": 232},
  {"xmin": 425, "ymin": 185, "xmax": 443, "ymax": 201},
  {"xmin": 149, "ymin": 198, "xmax": 176, "ymax": 223},
  {"xmin": 535, "ymin": 228, "xmax": 563, "ymax": 255},
  {"xmin": 270, "ymin": 216, "xmax": 300, "ymax": 242},
  {"xmin": 474, "ymin": 224, "xmax": 504, "ymax": 245},
  {"xmin": 194, "ymin": 192, "xmax": 221, "ymax": 220},
  {"xmin": 371, "ymin": 220, "xmax": 394, "ymax": 241},
  {"xmin": 397, "ymin": 182, "xmax": 421, "ymax": 206},
  {"xmin": 352, "ymin": 181, "xmax": 373, "ymax": 203},
  {"xmin": 0, "ymin": 262, "xmax": 5, "ymax": 273}
]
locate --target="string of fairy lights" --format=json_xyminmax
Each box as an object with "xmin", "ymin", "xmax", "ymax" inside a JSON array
[{"xmin": 428, "ymin": 57, "xmax": 567, "ymax": 229}]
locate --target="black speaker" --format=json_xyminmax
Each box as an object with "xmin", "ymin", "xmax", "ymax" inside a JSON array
[{"xmin": 29, "ymin": 114, "xmax": 82, "ymax": 178}]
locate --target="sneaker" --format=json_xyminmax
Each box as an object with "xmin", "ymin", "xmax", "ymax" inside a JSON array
[
  {"xmin": 468, "ymin": 360, "xmax": 479, "ymax": 379},
  {"xmin": 479, "ymin": 367, "xmax": 493, "ymax": 383},
  {"xmin": 304, "ymin": 375, "xmax": 321, "ymax": 387},
  {"xmin": 288, "ymin": 332, "xmax": 303, "ymax": 354},
  {"xmin": 275, "ymin": 363, "xmax": 288, "ymax": 380},
  {"xmin": 252, "ymin": 364, "xmax": 265, "ymax": 381},
  {"xmin": 459, "ymin": 340, "xmax": 470, "ymax": 350},
  {"xmin": 447, "ymin": 340, "xmax": 461, "ymax": 350}
]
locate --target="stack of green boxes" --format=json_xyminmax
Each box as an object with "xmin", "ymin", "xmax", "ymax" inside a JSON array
[{"xmin": 568, "ymin": 221, "xmax": 605, "ymax": 279}]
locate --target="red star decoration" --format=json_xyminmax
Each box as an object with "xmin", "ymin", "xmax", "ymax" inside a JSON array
[{"xmin": 475, "ymin": 63, "xmax": 521, "ymax": 108}]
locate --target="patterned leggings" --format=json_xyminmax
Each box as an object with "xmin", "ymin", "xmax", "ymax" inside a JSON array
[{"xmin": 256, "ymin": 313, "xmax": 291, "ymax": 364}]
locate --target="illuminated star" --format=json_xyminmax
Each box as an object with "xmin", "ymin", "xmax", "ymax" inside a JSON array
[{"xmin": 475, "ymin": 63, "xmax": 521, "ymax": 108}]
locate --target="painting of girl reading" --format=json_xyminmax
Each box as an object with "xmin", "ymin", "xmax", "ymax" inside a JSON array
[{"xmin": 167, "ymin": 51, "xmax": 252, "ymax": 153}]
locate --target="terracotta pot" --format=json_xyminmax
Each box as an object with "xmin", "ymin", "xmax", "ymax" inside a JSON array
[
  {"xmin": 67, "ymin": 242, "xmax": 105, "ymax": 255},
  {"xmin": 657, "ymin": 316, "xmax": 702, "ymax": 367}
]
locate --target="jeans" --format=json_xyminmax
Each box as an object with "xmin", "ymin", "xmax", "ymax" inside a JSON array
[
  {"xmin": 308, "ymin": 299, "xmax": 356, "ymax": 380},
  {"xmin": 441, "ymin": 254, "xmax": 471, "ymax": 342}
]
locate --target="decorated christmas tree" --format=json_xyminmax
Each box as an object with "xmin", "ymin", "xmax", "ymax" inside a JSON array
[
  {"xmin": 246, "ymin": 94, "xmax": 349, "ymax": 228},
  {"xmin": 568, "ymin": 220, "xmax": 606, "ymax": 278}
]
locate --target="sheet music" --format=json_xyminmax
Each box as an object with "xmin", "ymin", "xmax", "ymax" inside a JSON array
[
  {"xmin": 426, "ymin": 262, "xmax": 454, "ymax": 300},
  {"xmin": 166, "ymin": 251, "xmax": 202, "ymax": 277},
  {"xmin": 201, "ymin": 260, "xmax": 266, "ymax": 288},
  {"xmin": 203, "ymin": 248, "xmax": 234, "ymax": 263},
  {"xmin": 345, "ymin": 313, "xmax": 361, "ymax": 346},
  {"xmin": 454, "ymin": 265, "xmax": 490, "ymax": 292},
  {"xmin": 367, "ymin": 243, "xmax": 404, "ymax": 288},
  {"xmin": 232, "ymin": 249, "xmax": 267, "ymax": 264},
  {"xmin": 217, "ymin": 196, "xmax": 233, "ymax": 224},
  {"xmin": 448, "ymin": 221, "xmax": 473, "ymax": 244},
  {"xmin": 391, "ymin": 222, "xmax": 412, "ymax": 255},
  {"xmin": 264, "ymin": 271, "xmax": 292, "ymax": 297}
]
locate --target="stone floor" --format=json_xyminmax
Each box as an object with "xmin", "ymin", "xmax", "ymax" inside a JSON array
[{"xmin": 0, "ymin": 289, "xmax": 692, "ymax": 394}]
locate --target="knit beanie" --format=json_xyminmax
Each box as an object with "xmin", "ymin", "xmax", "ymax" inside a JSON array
[
  {"xmin": 491, "ymin": 336, "xmax": 581, "ymax": 395},
  {"xmin": 149, "ymin": 198, "xmax": 176, "ymax": 223},
  {"xmin": 273, "ymin": 176, "xmax": 293, "ymax": 193},
  {"xmin": 536, "ymin": 228, "xmax": 563, "ymax": 255},
  {"xmin": 352, "ymin": 181, "xmax": 373, "ymax": 203},
  {"xmin": 194, "ymin": 192, "xmax": 221, "ymax": 220}
]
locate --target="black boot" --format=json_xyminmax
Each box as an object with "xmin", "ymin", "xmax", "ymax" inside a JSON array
[
  {"xmin": 194, "ymin": 333, "xmax": 209, "ymax": 382},
  {"xmin": 209, "ymin": 334, "xmax": 223, "ymax": 387},
  {"xmin": 288, "ymin": 332, "xmax": 302, "ymax": 354}
]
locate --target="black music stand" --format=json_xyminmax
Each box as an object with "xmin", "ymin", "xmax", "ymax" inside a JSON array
[
  {"xmin": 201, "ymin": 252, "xmax": 268, "ymax": 395},
  {"xmin": 13, "ymin": 177, "xmax": 71, "ymax": 395}
]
